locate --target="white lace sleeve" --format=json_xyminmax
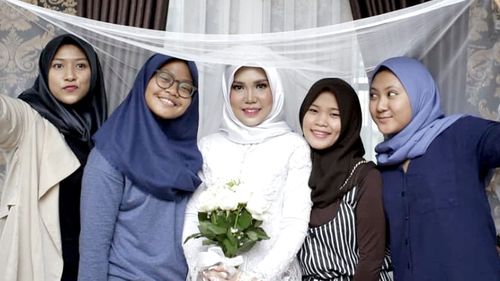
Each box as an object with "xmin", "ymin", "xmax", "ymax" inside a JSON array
[{"xmin": 250, "ymin": 139, "xmax": 312, "ymax": 280}]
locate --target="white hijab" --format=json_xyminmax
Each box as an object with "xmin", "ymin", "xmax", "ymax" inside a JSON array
[{"xmin": 220, "ymin": 65, "xmax": 291, "ymax": 144}]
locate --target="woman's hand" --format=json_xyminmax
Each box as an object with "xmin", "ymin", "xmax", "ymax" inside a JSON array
[
  {"xmin": 199, "ymin": 263, "xmax": 262, "ymax": 281},
  {"xmin": 201, "ymin": 269, "xmax": 229, "ymax": 281},
  {"xmin": 228, "ymin": 271, "xmax": 261, "ymax": 281},
  {"xmin": 200, "ymin": 263, "xmax": 237, "ymax": 281}
]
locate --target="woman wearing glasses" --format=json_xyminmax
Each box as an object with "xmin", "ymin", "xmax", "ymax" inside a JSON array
[{"xmin": 78, "ymin": 54, "xmax": 202, "ymax": 281}]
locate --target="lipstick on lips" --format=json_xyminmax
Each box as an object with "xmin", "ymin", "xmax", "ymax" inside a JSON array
[
  {"xmin": 242, "ymin": 108, "xmax": 260, "ymax": 117},
  {"xmin": 311, "ymin": 129, "xmax": 330, "ymax": 139}
]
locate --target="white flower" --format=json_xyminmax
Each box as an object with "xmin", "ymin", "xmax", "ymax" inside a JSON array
[
  {"xmin": 246, "ymin": 194, "xmax": 270, "ymax": 221},
  {"xmin": 198, "ymin": 179, "xmax": 248, "ymax": 211},
  {"xmin": 217, "ymin": 187, "xmax": 239, "ymax": 210},
  {"xmin": 197, "ymin": 179, "xmax": 267, "ymax": 217},
  {"xmin": 234, "ymin": 182, "xmax": 252, "ymax": 204},
  {"xmin": 198, "ymin": 188, "xmax": 218, "ymax": 212}
]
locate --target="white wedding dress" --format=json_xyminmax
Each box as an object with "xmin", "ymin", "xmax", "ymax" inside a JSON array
[{"xmin": 183, "ymin": 132, "xmax": 312, "ymax": 280}]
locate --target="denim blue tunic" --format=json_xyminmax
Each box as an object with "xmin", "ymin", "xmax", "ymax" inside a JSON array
[{"xmin": 380, "ymin": 116, "xmax": 500, "ymax": 281}]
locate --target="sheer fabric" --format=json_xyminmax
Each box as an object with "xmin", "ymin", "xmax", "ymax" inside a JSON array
[
  {"xmin": 3, "ymin": 0, "xmax": 500, "ymax": 262},
  {"xmin": 166, "ymin": 0, "xmax": 353, "ymax": 34},
  {"xmin": 1, "ymin": 0, "xmax": 475, "ymax": 159}
]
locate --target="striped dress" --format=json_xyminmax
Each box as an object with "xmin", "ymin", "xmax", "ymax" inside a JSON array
[{"xmin": 298, "ymin": 187, "xmax": 392, "ymax": 281}]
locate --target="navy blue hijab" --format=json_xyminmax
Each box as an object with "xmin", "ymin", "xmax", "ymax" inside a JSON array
[{"xmin": 93, "ymin": 54, "xmax": 202, "ymax": 200}]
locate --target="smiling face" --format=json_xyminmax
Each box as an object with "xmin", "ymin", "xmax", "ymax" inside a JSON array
[
  {"xmin": 229, "ymin": 67, "xmax": 273, "ymax": 127},
  {"xmin": 145, "ymin": 60, "xmax": 193, "ymax": 119},
  {"xmin": 48, "ymin": 44, "xmax": 91, "ymax": 105},
  {"xmin": 369, "ymin": 69, "xmax": 412, "ymax": 136},
  {"xmin": 302, "ymin": 91, "xmax": 341, "ymax": 150}
]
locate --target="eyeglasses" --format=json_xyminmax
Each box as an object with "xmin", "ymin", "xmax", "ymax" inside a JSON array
[{"xmin": 155, "ymin": 70, "xmax": 197, "ymax": 98}]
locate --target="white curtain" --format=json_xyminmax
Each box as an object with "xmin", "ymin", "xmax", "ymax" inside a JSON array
[{"xmin": 166, "ymin": 0, "xmax": 353, "ymax": 34}]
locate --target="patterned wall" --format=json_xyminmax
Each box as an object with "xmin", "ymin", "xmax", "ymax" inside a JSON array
[
  {"xmin": 466, "ymin": 0, "xmax": 500, "ymax": 233},
  {"xmin": 466, "ymin": 0, "xmax": 500, "ymax": 120},
  {"xmin": 24, "ymin": 0, "xmax": 77, "ymax": 14},
  {"xmin": 0, "ymin": 0, "xmax": 76, "ymax": 97}
]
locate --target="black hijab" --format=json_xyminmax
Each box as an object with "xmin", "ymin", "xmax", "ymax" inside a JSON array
[
  {"xmin": 18, "ymin": 33, "xmax": 107, "ymax": 147},
  {"xmin": 299, "ymin": 78, "xmax": 366, "ymax": 209},
  {"xmin": 17, "ymin": 34, "xmax": 107, "ymax": 280}
]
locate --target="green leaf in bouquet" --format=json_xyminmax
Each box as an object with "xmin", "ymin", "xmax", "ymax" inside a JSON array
[
  {"xmin": 199, "ymin": 221, "xmax": 227, "ymax": 238},
  {"xmin": 202, "ymin": 239, "xmax": 217, "ymax": 246},
  {"xmin": 236, "ymin": 209, "xmax": 252, "ymax": 230},
  {"xmin": 253, "ymin": 220, "xmax": 263, "ymax": 227},
  {"xmin": 226, "ymin": 228, "xmax": 238, "ymax": 244},
  {"xmin": 227, "ymin": 211, "xmax": 237, "ymax": 225},
  {"xmin": 222, "ymin": 238, "xmax": 238, "ymax": 258},
  {"xmin": 246, "ymin": 230, "xmax": 259, "ymax": 241},
  {"xmin": 198, "ymin": 212, "xmax": 209, "ymax": 221},
  {"xmin": 211, "ymin": 237, "xmax": 222, "ymax": 247},
  {"xmin": 183, "ymin": 233, "xmax": 204, "ymax": 244},
  {"xmin": 213, "ymin": 210, "xmax": 232, "ymax": 229},
  {"xmin": 238, "ymin": 239, "xmax": 257, "ymax": 253},
  {"xmin": 209, "ymin": 210, "xmax": 220, "ymax": 225},
  {"xmin": 245, "ymin": 227, "xmax": 270, "ymax": 241},
  {"xmin": 253, "ymin": 227, "xmax": 270, "ymax": 240}
]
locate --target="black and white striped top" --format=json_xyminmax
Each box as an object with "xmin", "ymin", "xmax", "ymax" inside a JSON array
[{"xmin": 298, "ymin": 187, "xmax": 392, "ymax": 281}]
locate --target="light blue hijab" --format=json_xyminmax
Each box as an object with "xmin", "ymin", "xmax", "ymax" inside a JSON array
[{"xmin": 372, "ymin": 56, "xmax": 464, "ymax": 166}]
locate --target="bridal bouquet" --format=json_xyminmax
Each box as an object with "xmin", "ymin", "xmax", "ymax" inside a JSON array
[{"xmin": 185, "ymin": 179, "xmax": 270, "ymax": 258}]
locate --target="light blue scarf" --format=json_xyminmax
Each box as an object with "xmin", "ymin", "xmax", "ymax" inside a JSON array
[{"xmin": 372, "ymin": 57, "xmax": 464, "ymax": 166}]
